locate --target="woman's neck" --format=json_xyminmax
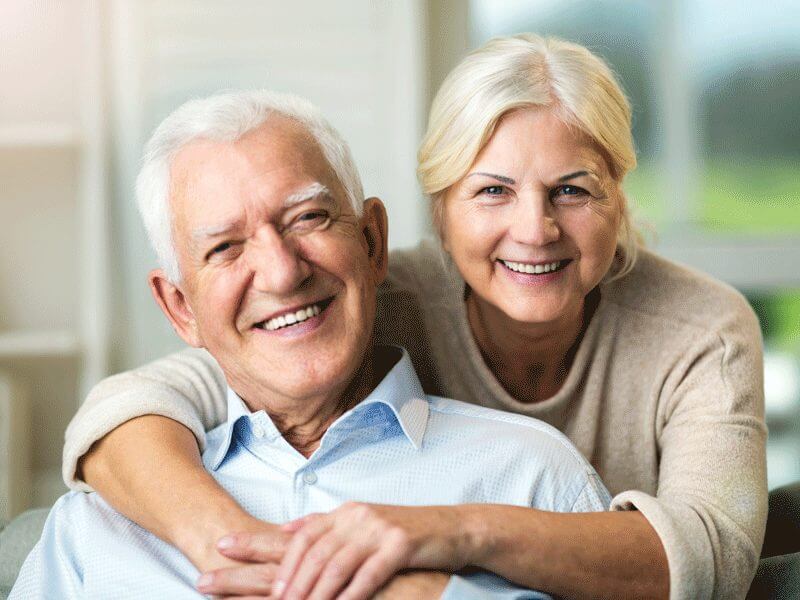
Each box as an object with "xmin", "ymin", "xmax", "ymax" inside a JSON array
[{"xmin": 466, "ymin": 291, "xmax": 598, "ymax": 404}]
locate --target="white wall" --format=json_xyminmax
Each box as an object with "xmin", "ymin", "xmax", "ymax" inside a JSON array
[
  {"xmin": 106, "ymin": 0, "xmax": 431, "ymax": 370},
  {"xmin": 0, "ymin": 0, "xmax": 434, "ymax": 507}
]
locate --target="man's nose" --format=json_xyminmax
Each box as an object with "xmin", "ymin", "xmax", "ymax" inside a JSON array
[
  {"xmin": 247, "ymin": 228, "xmax": 312, "ymax": 294},
  {"xmin": 508, "ymin": 193, "xmax": 561, "ymax": 246}
]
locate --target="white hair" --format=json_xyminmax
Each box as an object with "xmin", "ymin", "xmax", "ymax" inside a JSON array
[
  {"xmin": 136, "ymin": 90, "xmax": 365, "ymax": 282},
  {"xmin": 418, "ymin": 33, "xmax": 640, "ymax": 281}
]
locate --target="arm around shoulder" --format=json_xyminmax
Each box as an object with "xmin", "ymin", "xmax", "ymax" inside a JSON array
[{"xmin": 63, "ymin": 347, "xmax": 226, "ymax": 491}]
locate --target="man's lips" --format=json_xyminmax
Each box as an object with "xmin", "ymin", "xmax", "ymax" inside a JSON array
[{"xmin": 252, "ymin": 296, "xmax": 335, "ymax": 332}]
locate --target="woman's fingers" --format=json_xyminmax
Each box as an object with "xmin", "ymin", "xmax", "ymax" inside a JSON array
[
  {"xmin": 304, "ymin": 544, "xmax": 368, "ymax": 600},
  {"xmin": 279, "ymin": 533, "xmax": 347, "ymax": 599},
  {"xmin": 272, "ymin": 516, "xmax": 332, "ymax": 597},
  {"xmin": 196, "ymin": 562, "xmax": 277, "ymax": 596},
  {"xmin": 281, "ymin": 513, "xmax": 321, "ymax": 533},
  {"xmin": 337, "ymin": 544, "xmax": 407, "ymax": 600},
  {"xmin": 217, "ymin": 528, "xmax": 290, "ymax": 563}
]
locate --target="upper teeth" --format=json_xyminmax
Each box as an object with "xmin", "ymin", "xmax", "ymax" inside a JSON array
[
  {"xmin": 262, "ymin": 304, "xmax": 321, "ymax": 331},
  {"xmin": 501, "ymin": 260, "xmax": 562, "ymax": 274}
]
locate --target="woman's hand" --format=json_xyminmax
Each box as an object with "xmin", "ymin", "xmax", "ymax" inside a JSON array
[
  {"xmin": 209, "ymin": 503, "xmax": 471, "ymax": 600},
  {"xmin": 195, "ymin": 523, "xmax": 292, "ymax": 597}
]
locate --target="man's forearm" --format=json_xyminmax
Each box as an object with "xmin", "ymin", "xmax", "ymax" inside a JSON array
[
  {"xmin": 79, "ymin": 415, "xmax": 261, "ymax": 569},
  {"xmin": 460, "ymin": 505, "xmax": 669, "ymax": 600}
]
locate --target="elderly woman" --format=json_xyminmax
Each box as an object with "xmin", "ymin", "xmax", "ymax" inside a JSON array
[{"xmin": 65, "ymin": 34, "xmax": 766, "ymax": 599}]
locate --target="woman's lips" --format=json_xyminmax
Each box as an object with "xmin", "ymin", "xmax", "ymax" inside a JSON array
[{"xmin": 497, "ymin": 258, "xmax": 572, "ymax": 284}]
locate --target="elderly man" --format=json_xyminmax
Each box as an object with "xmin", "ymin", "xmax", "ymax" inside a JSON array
[{"xmin": 11, "ymin": 91, "xmax": 609, "ymax": 599}]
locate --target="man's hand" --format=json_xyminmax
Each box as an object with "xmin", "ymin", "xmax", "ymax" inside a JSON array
[
  {"xmin": 195, "ymin": 524, "xmax": 291, "ymax": 597},
  {"xmin": 211, "ymin": 503, "xmax": 471, "ymax": 600}
]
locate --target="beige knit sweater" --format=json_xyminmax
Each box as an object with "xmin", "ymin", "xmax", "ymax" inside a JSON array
[{"xmin": 64, "ymin": 241, "xmax": 767, "ymax": 600}]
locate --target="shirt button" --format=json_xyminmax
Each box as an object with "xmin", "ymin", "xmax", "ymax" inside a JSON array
[
  {"xmin": 252, "ymin": 425, "xmax": 265, "ymax": 439},
  {"xmin": 302, "ymin": 470, "xmax": 318, "ymax": 485}
]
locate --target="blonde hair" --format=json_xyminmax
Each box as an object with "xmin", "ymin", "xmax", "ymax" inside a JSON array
[{"xmin": 418, "ymin": 33, "xmax": 640, "ymax": 280}]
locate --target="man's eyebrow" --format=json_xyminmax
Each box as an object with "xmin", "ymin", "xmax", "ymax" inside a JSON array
[
  {"xmin": 467, "ymin": 172, "xmax": 516, "ymax": 185},
  {"xmin": 192, "ymin": 221, "xmax": 243, "ymax": 243},
  {"xmin": 284, "ymin": 182, "xmax": 331, "ymax": 208}
]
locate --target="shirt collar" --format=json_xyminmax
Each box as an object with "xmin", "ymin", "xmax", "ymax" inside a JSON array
[
  {"xmin": 356, "ymin": 346, "xmax": 429, "ymax": 449},
  {"xmin": 208, "ymin": 388, "xmax": 253, "ymax": 470},
  {"xmin": 208, "ymin": 346, "xmax": 429, "ymax": 470}
]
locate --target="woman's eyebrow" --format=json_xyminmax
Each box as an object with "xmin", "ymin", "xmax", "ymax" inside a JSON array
[
  {"xmin": 467, "ymin": 172, "xmax": 516, "ymax": 185},
  {"xmin": 558, "ymin": 170, "xmax": 591, "ymax": 182}
]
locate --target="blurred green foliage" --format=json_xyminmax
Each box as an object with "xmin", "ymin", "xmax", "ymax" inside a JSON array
[
  {"xmin": 748, "ymin": 293, "xmax": 800, "ymax": 351},
  {"xmin": 625, "ymin": 159, "xmax": 800, "ymax": 232},
  {"xmin": 701, "ymin": 160, "xmax": 800, "ymax": 232}
]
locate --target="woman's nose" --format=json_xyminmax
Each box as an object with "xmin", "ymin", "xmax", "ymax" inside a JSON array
[
  {"xmin": 248, "ymin": 228, "xmax": 312, "ymax": 294},
  {"xmin": 508, "ymin": 194, "xmax": 561, "ymax": 246}
]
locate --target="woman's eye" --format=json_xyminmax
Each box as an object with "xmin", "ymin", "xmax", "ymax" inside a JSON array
[
  {"xmin": 480, "ymin": 185, "xmax": 507, "ymax": 196},
  {"xmin": 551, "ymin": 185, "xmax": 589, "ymax": 202}
]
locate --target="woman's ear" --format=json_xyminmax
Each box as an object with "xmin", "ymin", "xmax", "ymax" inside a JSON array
[
  {"xmin": 361, "ymin": 197, "xmax": 389, "ymax": 284},
  {"xmin": 148, "ymin": 269, "xmax": 203, "ymax": 347}
]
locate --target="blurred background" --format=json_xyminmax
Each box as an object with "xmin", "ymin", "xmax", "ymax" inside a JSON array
[{"xmin": 1, "ymin": 0, "xmax": 798, "ymax": 519}]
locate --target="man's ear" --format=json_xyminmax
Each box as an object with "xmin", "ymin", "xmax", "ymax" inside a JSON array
[
  {"xmin": 148, "ymin": 269, "xmax": 203, "ymax": 347},
  {"xmin": 360, "ymin": 197, "xmax": 389, "ymax": 284}
]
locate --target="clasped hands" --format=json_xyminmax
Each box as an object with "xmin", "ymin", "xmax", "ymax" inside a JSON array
[{"xmin": 195, "ymin": 503, "xmax": 471, "ymax": 599}]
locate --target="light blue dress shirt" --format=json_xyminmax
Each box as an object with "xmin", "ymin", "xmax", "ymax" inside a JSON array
[{"xmin": 12, "ymin": 348, "xmax": 610, "ymax": 599}]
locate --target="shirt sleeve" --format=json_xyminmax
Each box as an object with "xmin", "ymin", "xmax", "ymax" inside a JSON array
[
  {"xmin": 441, "ymin": 572, "xmax": 554, "ymax": 600},
  {"xmin": 611, "ymin": 303, "xmax": 767, "ymax": 600},
  {"xmin": 571, "ymin": 473, "xmax": 612, "ymax": 512},
  {"xmin": 9, "ymin": 499, "xmax": 83, "ymax": 599},
  {"xmin": 62, "ymin": 347, "xmax": 228, "ymax": 492}
]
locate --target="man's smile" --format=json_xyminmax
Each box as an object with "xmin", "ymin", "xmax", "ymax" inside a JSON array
[{"xmin": 252, "ymin": 295, "xmax": 335, "ymax": 332}]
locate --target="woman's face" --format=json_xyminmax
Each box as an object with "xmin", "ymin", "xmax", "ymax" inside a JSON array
[{"xmin": 441, "ymin": 107, "xmax": 622, "ymax": 328}]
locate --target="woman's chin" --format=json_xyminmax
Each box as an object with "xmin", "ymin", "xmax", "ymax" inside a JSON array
[{"xmin": 489, "ymin": 299, "xmax": 576, "ymax": 327}]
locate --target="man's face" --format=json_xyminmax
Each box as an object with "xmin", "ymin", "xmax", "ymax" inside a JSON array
[{"xmin": 151, "ymin": 117, "xmax": 388, "ymax": 407}]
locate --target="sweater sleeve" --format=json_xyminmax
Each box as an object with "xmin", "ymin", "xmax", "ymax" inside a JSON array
[
  {"xmin": 610, "ymin": 302, "xmax": 767, "ymax": 600},
  {"xmin": 62, "ymin": 348, "xmax": 227, "ymax": 492}
]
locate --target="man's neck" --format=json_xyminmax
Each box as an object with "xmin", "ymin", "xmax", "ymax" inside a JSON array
[{"xmin": 234, "ymin": 345, "xmax": 400, "ymax": 458}]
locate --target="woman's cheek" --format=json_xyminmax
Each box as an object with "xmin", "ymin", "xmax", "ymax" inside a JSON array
[{"xmin": 463, "ymin": 205, "xmax": 507, "ymax": 247}]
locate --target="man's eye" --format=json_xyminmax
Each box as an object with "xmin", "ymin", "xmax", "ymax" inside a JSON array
[
  {"xmin": 291, "ymin": 210, "xmax": 331, "ymax": 231},
  {"xmin": 299, "ymin": 210, "xmax": 327, "ymax": 221},
  {"xmin": 206, "ymin": 242, "xmax": 235, "ymax": 260}
]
